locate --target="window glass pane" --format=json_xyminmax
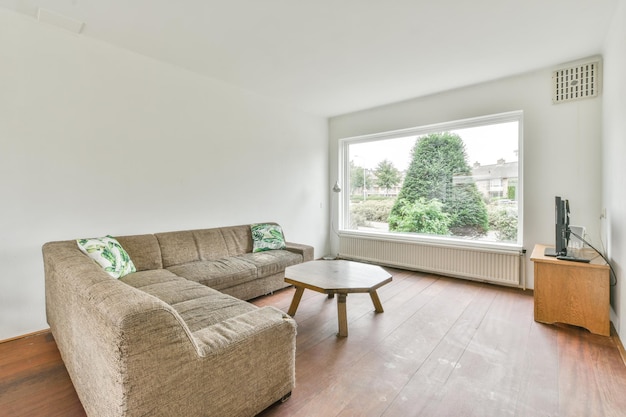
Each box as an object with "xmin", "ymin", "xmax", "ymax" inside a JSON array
[{"xmin": 342, "ymin": 113, "xmax": 521, "ymax": 246}]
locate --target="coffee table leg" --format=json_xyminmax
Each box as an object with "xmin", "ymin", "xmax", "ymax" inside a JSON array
[
  {"xmin": 288, "ymin": 286, "xmax": 305, "ymax": 316},
  {"xmin": 369, "ymin": 290, "xmax": 384, "ymax": 313},
  {"xmin": 337, "ymin": 293, "xmax": 348, "ymax": 337}
]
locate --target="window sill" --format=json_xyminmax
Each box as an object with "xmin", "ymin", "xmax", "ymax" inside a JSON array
[{"xmin": 337, "ymin": 229, "xmax": 524, "ymax": 254}]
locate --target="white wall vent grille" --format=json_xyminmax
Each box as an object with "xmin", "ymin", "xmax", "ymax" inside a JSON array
[{"xmin": 552, "ymin": 61, "xmax": 600, "ymax": 103}]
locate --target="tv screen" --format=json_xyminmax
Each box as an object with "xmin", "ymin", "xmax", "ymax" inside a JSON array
[{"xmin": 544, "ymin": 196, "xmax": 570, "ymax": 257}]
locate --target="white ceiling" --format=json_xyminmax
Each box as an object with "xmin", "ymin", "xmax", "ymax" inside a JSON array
[{"xmin": 1, "ymin": 0, "xmax": 620, "ymax": 116}]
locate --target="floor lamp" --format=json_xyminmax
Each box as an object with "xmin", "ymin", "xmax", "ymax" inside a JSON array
[{"xmin": 324, "ymin": 181, "xmax": 342, "ymax": 260}]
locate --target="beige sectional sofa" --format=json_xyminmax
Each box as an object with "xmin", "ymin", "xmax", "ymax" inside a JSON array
[{"xmin": 43, "ymin": 223, "xmax": 314, "ymax": 417}]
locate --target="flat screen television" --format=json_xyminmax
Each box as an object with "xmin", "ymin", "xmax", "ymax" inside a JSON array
[{"xmin": 544, "ymin": 196, "xmax": 570, "ymax": 257}]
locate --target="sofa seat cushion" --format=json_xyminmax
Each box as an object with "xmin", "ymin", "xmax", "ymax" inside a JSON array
[
  {"xmin": 166, "ymin": 256, "xmax": 257, "ymax": 291},
  {"xmin": 238, "ymin": 250, "xmax": 303, "ymax": 277},
  {"xmin": 119, "ymin": 268, "xmax": 182, "ymax": 288},
  {"xmin": 172, "ymin": 292, "xmax": 256, "ymax": 332},
  {"xmin": 120, "ymin": 269, "xmax": 257, "ymax": 332},
  {"xmin": 121, "ymin": 270, "xmax": 214, "ymax": 305}
]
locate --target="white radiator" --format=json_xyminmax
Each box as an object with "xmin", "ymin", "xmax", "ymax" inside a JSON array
[{"xmin": 338, "ymin": 235, "xmax": 522, "ymax": 286}]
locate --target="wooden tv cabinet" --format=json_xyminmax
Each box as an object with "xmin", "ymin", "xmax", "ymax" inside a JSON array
[{"xmin": 530, "ymin": 244, "xmax": 610, "ymax": 336}]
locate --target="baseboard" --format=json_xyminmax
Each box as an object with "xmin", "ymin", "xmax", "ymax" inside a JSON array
[
  {"xmin": 612, "ymin": 323, "xmax": 626, "ymax": 368},
  {"xmin": 0, "ymin": 328, "xmax": 50, "ymax": 345}
]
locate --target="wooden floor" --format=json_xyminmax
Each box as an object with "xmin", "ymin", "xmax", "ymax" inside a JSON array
[{"xmin": 2, "ymin": 268, "xmax": 626, "ymax": 417}]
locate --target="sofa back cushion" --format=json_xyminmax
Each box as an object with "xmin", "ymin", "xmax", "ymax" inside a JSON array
[
  {"xmin": 156, "ymin": 225, "xmax": 254, "ymax": 268},
  {"xmin": 218, "ymin": 225, "xmax": 254, "ymax": 256},
  {"xmin": 156, "ymin": 230, "xmax": 209, "ymax": 268},
  {"xmin": 116, "ymin": 234, "xmax": 163, "ymax": 271}
]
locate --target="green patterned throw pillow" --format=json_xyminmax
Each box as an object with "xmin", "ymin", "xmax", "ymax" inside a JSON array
[
  {"xmin": 76, "ymin": 235, "xmax": 136, "ymax": 278},
  {"xmin": 251, "ymin": 223, "xmax": 287, "ymax": 252}
]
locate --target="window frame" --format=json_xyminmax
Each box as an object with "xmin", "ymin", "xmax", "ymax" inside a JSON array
[{"xmin": 337, "ymin": 110, "xmax": 524, "ymax": 252}]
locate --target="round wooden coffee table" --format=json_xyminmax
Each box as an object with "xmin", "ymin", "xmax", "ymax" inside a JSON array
[{"xmin": 284, "ymin": 260, "xmax": 392, "ymax": 337}]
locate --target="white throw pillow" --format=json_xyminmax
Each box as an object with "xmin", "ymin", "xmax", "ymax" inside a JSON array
[{"xmin": 76, "ymin": 235, "xmax": 136, "ymax": 278}]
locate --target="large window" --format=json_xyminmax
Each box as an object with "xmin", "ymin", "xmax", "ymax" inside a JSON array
[{"xmin": 338, "ymin": 111, "xmax": 523, "ymax": 248}]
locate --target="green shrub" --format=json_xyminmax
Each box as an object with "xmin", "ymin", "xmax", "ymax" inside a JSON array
[
  {"xmin": 488, "ymin": 205, "xmax": 518, "ymax": 242},
  {"xmin": 349, "ymin": 210, "xmax": 368, "ymax": 228},
  {"xmin": 445, "ymin": 184, "xmax": 489, "ymax": 236},
  {"xmin": 388, "ymin": 198, "xmax": 450, "ymax": 235},
  {"xmin": 350, "ymin": 199, "xmax": 395, "ymax": 224}
]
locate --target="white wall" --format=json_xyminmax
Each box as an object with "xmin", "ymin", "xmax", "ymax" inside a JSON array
[
  {"xmin": 0, "ymin": 9, "xmax": 328, "ymax": 340},
  {"xmin": 602, "ymin": 1, "xmax": 626, "ymax": 336},
  {"xmin": 329, "ymin": 66, "xmax": 603, "ymax": 290}
]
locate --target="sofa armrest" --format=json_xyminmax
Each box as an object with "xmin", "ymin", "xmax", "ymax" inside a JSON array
[{"xmin": 285, "ymin": 242, "xmax": 314, "ymax": 262}]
